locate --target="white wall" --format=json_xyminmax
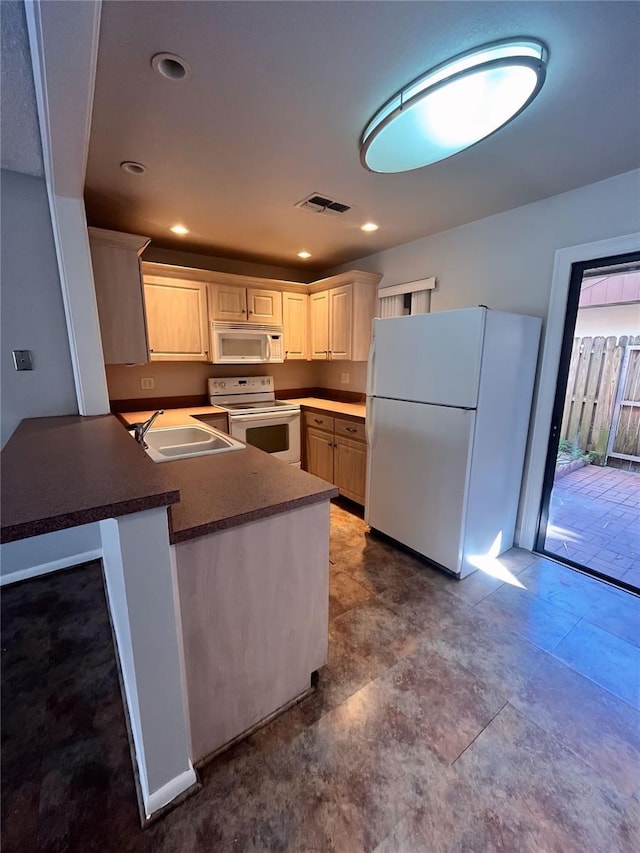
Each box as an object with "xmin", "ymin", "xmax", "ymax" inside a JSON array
[
  {"xmin": 0, "ymin": 523, "xmax": 101, "ymax": 584},
  {"xmin": 574, "ymin": 303, "xmax": 640, "ymax": 338},
  {"xmin": 0, "ymin": 169, "xmax": 78, "ymax": 446},
  {"xmin": 330, "ymin": 170, "xmax": 640, "ymax": 320}
]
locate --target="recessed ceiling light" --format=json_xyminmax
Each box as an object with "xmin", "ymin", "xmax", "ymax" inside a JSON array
[
  {"xmin": 151, "ymin": 52, "xmax": 191, "ymax": 81},
  {"xmin": 361, "ymin": 222, "xmax": 379, "ymax": 232},
  {"xmin": 120, "ymin": 161, "xmax": 146, "ymax": 175},
  {"xmin": 360, "ymin": 38, "xmax": 547, "ymax": 173},
  {"xmin": 297, "ymin": 251, "xmax": 312, "ymax": 259},
  {"xmin": 170, "ymin": 224, "xmax": 189, "ymax": 235}
]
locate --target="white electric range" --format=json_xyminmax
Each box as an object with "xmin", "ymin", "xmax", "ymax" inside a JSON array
[{"xmin": 208, "ymin": 376, "xmax": 301, "ymax": 465}]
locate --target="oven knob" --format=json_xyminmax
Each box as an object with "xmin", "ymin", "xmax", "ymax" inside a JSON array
[{"xmin": 220, "ymin": 382, "xmax": 226, "ymax": 389}]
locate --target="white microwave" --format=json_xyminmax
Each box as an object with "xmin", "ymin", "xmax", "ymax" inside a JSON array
[{"xmin": 210, "ymin": 322, "xmax": 284, "ymax": 364}]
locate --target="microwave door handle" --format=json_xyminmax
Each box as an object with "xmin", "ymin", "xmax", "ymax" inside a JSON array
[{"xmin": 266, "ymin": 336, "xmax": 272, "ymax": 361}]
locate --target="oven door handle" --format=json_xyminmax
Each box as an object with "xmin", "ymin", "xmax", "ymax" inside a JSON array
[{"xmin": 230, "ymin": 411, "xmax": 300, "ymax": 424}]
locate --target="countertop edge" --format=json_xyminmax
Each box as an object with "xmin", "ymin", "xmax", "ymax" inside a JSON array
[
  {"xmin": 1, "ymin": 491, "xmax": 181, "ymax": 544},
  {"xmin": 169, "ymin": 486, "xmax": 338, "ymax": 544}
]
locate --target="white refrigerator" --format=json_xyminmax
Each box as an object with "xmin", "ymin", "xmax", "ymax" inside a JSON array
[{"xmin": 365, "ymin": 307, "xmax": 541, "ymax": 578}]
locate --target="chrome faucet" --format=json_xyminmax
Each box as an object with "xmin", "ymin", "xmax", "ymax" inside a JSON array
[{"xmin": 127, "ymin": 409, "xmax": 164, "ymax": 448}]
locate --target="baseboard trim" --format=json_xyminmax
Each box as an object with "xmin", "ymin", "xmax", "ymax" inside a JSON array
[
  {"xmin": 144, "ymin": 764, "xmax": 199, "ymax": 819},
  {"xmin": 0, "ymin": 550, "xmax": 103, "ymax": 586}
]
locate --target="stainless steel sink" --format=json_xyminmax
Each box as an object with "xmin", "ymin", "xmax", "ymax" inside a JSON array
[{"xmin": 141, "ymin": 424, "xmax": 245, "ymax": 463}]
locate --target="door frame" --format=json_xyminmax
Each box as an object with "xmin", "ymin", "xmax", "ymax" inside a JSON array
[
  {"xmin": 518, "ymin": 232, "xmax": 640, "ymax": 551},
  {"xmin": 534, "ymin": 249, "xmax": 640, "ymax": 593}
]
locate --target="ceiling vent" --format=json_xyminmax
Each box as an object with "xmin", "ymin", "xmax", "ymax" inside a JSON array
[{"xmin": 295, "ymin": 193, "xmax": 352, "ymax": 217}]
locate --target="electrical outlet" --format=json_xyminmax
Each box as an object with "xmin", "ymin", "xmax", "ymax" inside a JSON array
[
  {"xmin": 12, "ymin": 350, "xmax": 33, "ymax": 371},
  {"xmin": 140, "ymin": 377, "xmax": 155, "ymax": 390},
  {"xmin": 341, "ymin": 372, "xmax": 350, "ymax": 384}
]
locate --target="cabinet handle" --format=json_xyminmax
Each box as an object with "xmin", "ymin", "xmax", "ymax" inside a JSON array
[
  {"xmin": 314, "ymin": 418, "xmax": 323, "ymax": 424},
  {"xmin": 327, "ymin": 440, "xmax": 332, "ymax": 446},
  {"xmin": 346, "ymin": 426, "xmax": 357, "ymax": 433},
  {"xmin": 334, "ymin": 443, "xmax": 337, "ymax": 448}
]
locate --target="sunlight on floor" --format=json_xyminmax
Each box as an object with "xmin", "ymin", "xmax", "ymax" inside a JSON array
[{"xmin": 468, "ymin": 533, "xmax": 526, "ymax": 588}]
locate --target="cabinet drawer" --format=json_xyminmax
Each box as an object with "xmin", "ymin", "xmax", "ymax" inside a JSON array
[
  {"xmin": 335, "ymin": 418, "xmax": 366, "ymax": 442},
  {"xmin": 304, "ymin": 411, "xmax": 335, "ymax": 432}
]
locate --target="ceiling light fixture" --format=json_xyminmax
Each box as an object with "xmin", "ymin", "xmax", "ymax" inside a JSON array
[
  {"xmin": 360, "ymin": 38, "xmax": 547, "ymax": 174},
  {"xmin": 297, "ymin": 251, "xmax": 312, "ymax": 259},
  {"xmin": 151, "ymin": 52, "xmax": 191, "ymax": 81},
  {"xmin": 170, "ymin": 224, "xmax": 189, "ymax": 235},
  {"xmin": 120, "ymin": 161, "xmax": 146, "ymax": 175},
  {"xmin": 361, "ymin": 222, "xmax": 379, "ymax": 232}
]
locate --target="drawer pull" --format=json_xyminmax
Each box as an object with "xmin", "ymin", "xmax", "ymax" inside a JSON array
[
  {"xmin": 346, "ymin": 426, "xmax": 357, "ymax": 432},
  {"xmin": 315, "ymin": 418, "xmax": 323, "ymax": 424}
]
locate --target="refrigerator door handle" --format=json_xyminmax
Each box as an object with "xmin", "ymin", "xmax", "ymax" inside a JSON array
[
  {"xmin": 366, "ymin": 396, "xmax": 375, "ymax": 448},
  {"xmin": 366, "ymin": 333, "xmax": 376, "ymax": 398}
]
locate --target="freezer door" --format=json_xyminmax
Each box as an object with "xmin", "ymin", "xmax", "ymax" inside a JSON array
[
  {"xmin": 365, "ymin": 397, "xmax": 475, "ymax": 574},
  {"xmin": 369, "ymin": 309, "xmax": 485, "ymax": 407}
]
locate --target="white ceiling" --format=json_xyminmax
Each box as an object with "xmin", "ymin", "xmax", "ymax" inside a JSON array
[
  {"xmin": 85, "ymin": 1, "xmax": 640, "ymax": 272},
  {"xmin": 1, "ymin": 0, "xmax": 43, "ymax": 178}
]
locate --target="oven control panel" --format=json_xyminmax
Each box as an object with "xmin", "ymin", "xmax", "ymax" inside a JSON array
[{"xmin": 208, "ymin": 376, "xmax": 274, "ymax": 396}]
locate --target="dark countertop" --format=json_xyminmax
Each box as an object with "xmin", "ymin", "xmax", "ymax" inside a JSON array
[
  {"xmin": 1, "ymin": 414, "xmax": 337, "ymax": 545},
  {"xmin": 166, "ymin": 444, "xmax": 337, "ymax": 543},
  {"xmin": 1, "ymin": 415, "xmax": 180, "ymax": 543}
]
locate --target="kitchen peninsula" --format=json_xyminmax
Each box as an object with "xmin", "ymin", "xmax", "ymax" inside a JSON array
[{"xmin": 1, "ymin": 412, "xmax": 337, "ymax": 808}]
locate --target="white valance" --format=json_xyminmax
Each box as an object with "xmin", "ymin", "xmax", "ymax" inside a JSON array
[{"xmin": 378, "ymin": 276, "xmax": 436, "ymax": 318}]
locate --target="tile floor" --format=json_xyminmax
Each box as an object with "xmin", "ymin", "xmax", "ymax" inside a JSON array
[
  {"xmin": 1, "ymin": 501, "xmax": 639, "ymax": 852},
  {"xmin": 545, "ymin": 464, "xmax": 640, "ymax": 586}
]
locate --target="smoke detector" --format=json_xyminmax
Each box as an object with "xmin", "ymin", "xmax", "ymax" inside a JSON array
[{"xmin": 295, "ymin": 193, "xmax": 353, "ymax": 217}]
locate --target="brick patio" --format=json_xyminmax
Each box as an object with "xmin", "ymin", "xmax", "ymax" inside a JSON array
[{"xmin": 544, "ymin": 464, "xmax": 640, "ymax": 587}]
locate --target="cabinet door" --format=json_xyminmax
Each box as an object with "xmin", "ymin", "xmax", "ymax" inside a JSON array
[
  {"xmin": 282, "ymin": 292, "xmax": 308, "ymax": 359},
  {"xmin": 144, "ymin": 278, "xmax": 210, "ymax": 361},
  {"xmin": 247, "ymin": 288, "xmax": 282, "ymax": 325},
  {"xmin": 89, "ymin": 228, "xmax": 149, "ymax": 364},
  {"xmin": 329, "ymin": 284, "xmax": 353, "ymax": 361},
  {"xmin": 306, "ymin": 427, "xmax": 334, "ymax": 484},
  {"xmin": 211, "ymin": 284, "xmax": 247, "ymax": 322},
  {"xmin": 310, "ymin": 291, "xmax": 330, "ymax": 360},
  {"xmin": 334, "ymin": 435, "xmax": 367, "ymax": 504}
]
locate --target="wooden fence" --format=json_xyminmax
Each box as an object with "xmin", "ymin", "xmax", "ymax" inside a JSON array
[{"xmin": 561, "ymin": 334, "xmax": 640, "ymax": 462}]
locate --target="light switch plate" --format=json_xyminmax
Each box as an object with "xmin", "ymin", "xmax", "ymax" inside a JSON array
[
  {"xmin": 140, "ymin": 377, "xmax": 155, "ymax": 390},
  {"xmin": 12, "ymin": 350, "xmax": 33, "ymax": 371}
]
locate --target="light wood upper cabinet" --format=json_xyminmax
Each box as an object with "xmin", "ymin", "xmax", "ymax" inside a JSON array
[
  {"xmin": 282, "ymin": 292, "xmax": 308, "ymax": 360},
  {"xmin": 329, "ymin": 284, "xmax": 353, "ymax": 361},
  {"xmin": 247, "ymin": 288, "xmax": 282, "ymax": 324},
  {"xmin": 211, "ymin": 284, "xmax": 282, "ymax": 325},
  {"xmin": 309, "ymin": 279, "xmax": 376, "ymax": 361},
  {"xmin": 88, "ymin": 227, "xmax": 150, "ymax": 364},
  {"xmin": 310, "ymin": 291, "xmax": 330, "ymax": 359},
  {"xmin": 211, "ymin": 284, "xmax": 247, "ymax": 322},
  {"xmin": 144, "ymin": 276, "xmax": 210, "ymax": 361}
]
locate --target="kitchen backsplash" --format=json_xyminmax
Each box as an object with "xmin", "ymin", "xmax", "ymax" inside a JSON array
[
  {"xmin": 106, "ymin": 359, "xmax": 367, "ymax": 402},
  {"xmin": 106, "ymin": 361, "xmax": 315, "ymax": 400},
  {"xmin": 315, "ymin": 361, "xmax": 367, "ymax": 394}
]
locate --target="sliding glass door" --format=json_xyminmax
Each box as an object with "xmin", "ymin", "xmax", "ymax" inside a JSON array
[{"xmin": 536, "ymin": 251, "xmax": 640, "ymax": 593}]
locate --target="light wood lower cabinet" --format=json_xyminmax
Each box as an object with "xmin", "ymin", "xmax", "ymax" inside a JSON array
[
  {"xmin": 334, "ymin": 435, "xmax": 368, "ymax": 504},
  {"xmin": 303, "ymin": 411, "xmax": 367, "ymax": 505}
]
